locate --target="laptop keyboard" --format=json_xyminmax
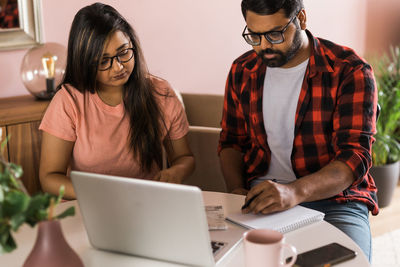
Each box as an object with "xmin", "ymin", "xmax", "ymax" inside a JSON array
[{"xmin": 211, "ymin": 241, "xmax": 226, "ymax": 255}]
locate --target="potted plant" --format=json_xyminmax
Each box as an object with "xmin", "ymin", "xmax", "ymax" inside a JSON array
[
  {"xmin": 0, "ymin": 133, "xmax": 82, "ymax": 266},
  {"xmin": 370, "ymin": 46, "xmax": 400, "ymax": 208}
]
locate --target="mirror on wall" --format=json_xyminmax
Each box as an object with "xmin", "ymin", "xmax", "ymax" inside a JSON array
[{"xmin": 0, "ymin": 0, "xmax": 42, "ymax": 51}]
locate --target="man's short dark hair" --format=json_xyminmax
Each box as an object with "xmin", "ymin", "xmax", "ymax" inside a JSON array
[{"xmin": 241, "ymin": 0, "xmax": 304, "ymax": 19}]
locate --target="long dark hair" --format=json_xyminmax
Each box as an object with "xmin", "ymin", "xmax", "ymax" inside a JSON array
[
  {"xmin": 61, "ymin": 2, "xmax": 165, "ymax": 172},
  {"xmin": 241, "ymin": 0, "xmax": 303, "ymax": 18}
]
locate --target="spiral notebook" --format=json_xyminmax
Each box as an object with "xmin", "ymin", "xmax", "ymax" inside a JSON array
[{"xmin": 226, "ymin": 205, "xmax": 324, "ymax": 233}]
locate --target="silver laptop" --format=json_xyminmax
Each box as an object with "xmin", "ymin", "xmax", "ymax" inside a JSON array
[{"xmin": 70, "ymin": 171, "xmax": 246, "ymax": 266}]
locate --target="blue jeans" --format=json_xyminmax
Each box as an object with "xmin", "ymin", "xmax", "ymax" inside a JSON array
[{"xmin": 300, "ymin": 200, "xmax": 371, "ymax": 262}]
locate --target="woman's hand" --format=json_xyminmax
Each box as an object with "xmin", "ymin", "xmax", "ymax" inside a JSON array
[
  {"xmin": 153, "ymin": 135, "xmax": 195, "ymax": 184},
  {"xmin": 153, "ymin": 168, "xmax": 183, "ymax": 184},
  {"xmin": 231, "ymin": 187, "xmax": 249, "ymax": 195}
]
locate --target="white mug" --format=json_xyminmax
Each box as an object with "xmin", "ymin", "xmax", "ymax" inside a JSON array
[{"xmin": 243, "ymin": 229, "xmax": 297, "ymax": 267}]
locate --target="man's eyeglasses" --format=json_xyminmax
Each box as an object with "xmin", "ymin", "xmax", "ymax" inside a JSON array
[
  {"xmin": 242, "ymin": 16, "xmax": 296, "ymax": 46},
  {"xmin": 98, "ymin": 48, "xmax": 135, "ymax": 71}
]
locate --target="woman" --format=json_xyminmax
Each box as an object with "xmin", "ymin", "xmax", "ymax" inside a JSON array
[{"xmin": 39, "ymin": 3, "xmax": 195, "ymax": 199}]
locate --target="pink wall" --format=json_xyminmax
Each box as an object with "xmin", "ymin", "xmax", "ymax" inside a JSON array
[
  {"xmin": 365, "ymin": 0, "xmax": 400, "ymax": 58},
  {"xmin": 0, "ymin": 0, "xmax": 399, "ymax": 98},
  {"xmin": 305, "ymin": 0, "xmax": 367, "ymax": 56}
]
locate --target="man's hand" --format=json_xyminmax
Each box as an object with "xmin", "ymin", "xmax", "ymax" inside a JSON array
[
  {"xmin": 242, "ymin": 180, "xmax": 297, "ymax": 214},
  {"xmin": 241, "ymin": 161, "xmax": 355, "ymax": 214}
]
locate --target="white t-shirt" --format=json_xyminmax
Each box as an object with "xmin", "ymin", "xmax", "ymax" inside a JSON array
[{"xmin": 251, "ymin": 59, "xmax": 309, "ymax": 187}]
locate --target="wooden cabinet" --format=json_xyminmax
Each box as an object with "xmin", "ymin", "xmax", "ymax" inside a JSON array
[{"xmin": 0, "ymin": 95, "xmax": 49, "ymax": 195}]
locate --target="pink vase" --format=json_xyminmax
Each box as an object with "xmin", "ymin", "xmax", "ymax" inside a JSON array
[{"xmin": 23, "ymin": 220, "xmax": 84, "ymax": 267}]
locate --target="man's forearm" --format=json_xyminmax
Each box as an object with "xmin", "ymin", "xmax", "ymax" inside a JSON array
[
  {"xmin": 219, "ymin": 148, "xmax": 245, "ymax": 192},
  {"xmin": 291, "ymin": 160, "xmax": 355, "ymax": 204},
  {"xmin": 243, "ymin": 160, "xmax": 356, "ymax": 215}
]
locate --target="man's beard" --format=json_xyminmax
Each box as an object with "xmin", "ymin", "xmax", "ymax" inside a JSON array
[{"xmin": 258, "ymin": 28, "xmax": 302, "ymax": 67}]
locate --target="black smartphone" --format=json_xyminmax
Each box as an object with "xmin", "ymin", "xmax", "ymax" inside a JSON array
[{"xmin": 294, "ymin": 242, "xmax": 357, "ymax": 267}]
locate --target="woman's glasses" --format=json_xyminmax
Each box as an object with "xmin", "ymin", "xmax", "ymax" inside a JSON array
[{"xmin": 98, "ymin": 48, "xmax": 134, "ymax": 71}]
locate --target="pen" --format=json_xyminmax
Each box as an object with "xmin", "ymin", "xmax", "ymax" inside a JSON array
[{"xmin": 241, "ymin": 193, "xmax": 261, "ymax": 210}]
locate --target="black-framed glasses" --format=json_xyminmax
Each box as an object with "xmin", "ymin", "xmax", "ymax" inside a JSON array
[
  {"xmin": 242, "ymin": 16, "xmax": 296, "ymax": 46},
  {"xmin": 98, "ymin": 48, "xmax": 135, "ymax": 71}
]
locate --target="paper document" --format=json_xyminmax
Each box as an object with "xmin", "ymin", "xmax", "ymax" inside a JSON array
[
  {"xmin": 226, "ymin": 205, "xmax": 324, "ymax": 233},
  {"xmin": 206, "ymin": 205, "xmax": 227, "ymax": 230}
]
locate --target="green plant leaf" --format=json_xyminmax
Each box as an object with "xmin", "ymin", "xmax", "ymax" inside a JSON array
[
  {"xmin": 56, "ymin": 185, "xmax": 65, "ymax": 205},
  {"xmin": 3, "ymin": 191, "xmax": 30, "ymax": 217},
  {"xmin": 0, "ymin": 138, "xmax": 75, "ymax": 254},
  {"xmin": 0, "ymin": 135, "xmax": 10, "ymax": 155},
  {"xmin": 372, "ymin": 45, "xmax": 400, "ymax": 166},
  {"xmin": 54, "ymin": 206, "xmax": 75, "ymax": 220},
  {"xmin": 0, "ymin": 184, "xmax": 4, "ymax": 202},
  {"xmin": 0, "ymin": 225, "xmax": 16, "ymax": 254},
  {"xmin": 1, "ymin": 235, "xmax": 17, "ymax": 254},
  {"xmin": 24, "ymin": 194, "xmax": 51, "ymax": 226},
  {"xmin": 372, "ymin": 141, "xmax": 388, "ymax": 166},
  {"xmin": 10, "ymin": 213, "xmax": 26, "ymax": 231},
  {"xmin": 8, "ymin": 163, "xmax": 23, "ymax": 179},
  {"xmin": 36, "ymin": 210, "xmax": 49, "ymax": 223}
]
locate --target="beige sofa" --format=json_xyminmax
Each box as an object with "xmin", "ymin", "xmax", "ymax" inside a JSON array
[{"xmin": 180, "ymin": 93, "xmax": 227, "ymax": 192}]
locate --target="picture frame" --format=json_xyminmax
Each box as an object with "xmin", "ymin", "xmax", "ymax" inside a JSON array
[{"xmin": 0, "ymin": 0, "xmax": 43, "ymax": 51}]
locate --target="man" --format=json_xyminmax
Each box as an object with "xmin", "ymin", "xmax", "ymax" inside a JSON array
[{"xmin": 218, "ymin": 0, "xmax": 378, "ymax": 261}]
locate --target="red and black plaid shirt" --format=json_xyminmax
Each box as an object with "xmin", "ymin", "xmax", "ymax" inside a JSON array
[
  {"xmin": 218, "ymin": 30, "xmax": 378, "ymax": 215},
  {"xmin": 0, "ymin": 0, "xmax": 19, "ymax": 29}
]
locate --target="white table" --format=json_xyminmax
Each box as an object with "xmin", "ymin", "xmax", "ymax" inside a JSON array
[{"xmin": 1, "ymin": 191, "xmax": 369, "ymax": 266}]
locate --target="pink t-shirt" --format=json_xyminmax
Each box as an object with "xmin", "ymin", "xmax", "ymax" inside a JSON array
[{"xmin": 39, "ymin": 77, "xmax": 189, "ymax": 179}]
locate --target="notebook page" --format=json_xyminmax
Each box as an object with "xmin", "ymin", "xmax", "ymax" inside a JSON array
[{"xmin": 226, "ymin": 205, "xmax": 324, "ymax": 233}]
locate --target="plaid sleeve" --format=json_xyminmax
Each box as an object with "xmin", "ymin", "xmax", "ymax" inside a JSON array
[
  {"xmin": 218, "ymin": 63, "xmax": 251, "ymax": 154},
  {"xmin": 333, "ymin": 63, "xmax": 377, "ymax": 184}
]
